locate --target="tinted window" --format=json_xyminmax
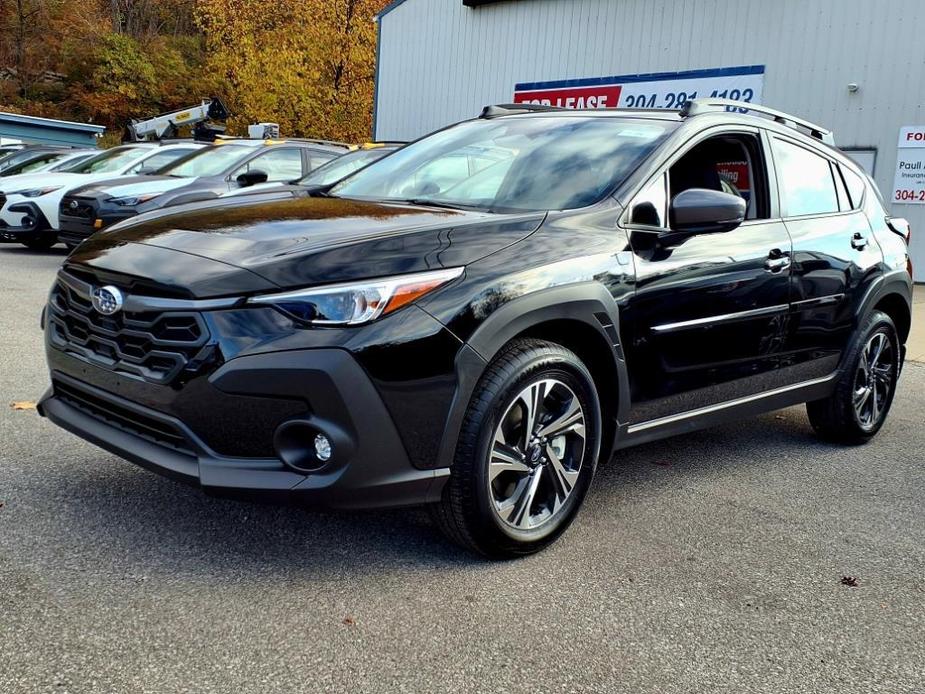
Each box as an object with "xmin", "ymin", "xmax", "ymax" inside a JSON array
[
  {"xmin": 300, "ymin": 149, "xmax": 389, "ymax": 186},
  {"xmin": 72, "ymin": 147, "xmax": 150, "ymax": 174},
  {"xmin": 772, "ymin": 138, "xmax": 839, "ymax": 217},
  {"xmin": 129, "ymin": 148, "xmax": 197, "ymax": 174},
  {"xmin": 233, "ymin": 148, "xmax": 303, "ymax": 181},
  {"xmin": 309, "ymin": 150, "xmax": 339, "ymax": 170},
  {"xmin": 630, "ymin": 173, "xmax": 667, "ymax": 227},
  {"xmin": 840, "ymin": 165, "xmax": 867, "ymax": 209},
  {"xmin": 1, "ymin": 152, "xmax": 60, "ymax": 175},
  {"xmin": 51, "ymin": 153, "xmax": 94, "ymax": 171},
  {"xmin": 163, "ymin": 145, "xmax": 253, "ymax": 177},
  {"xmin": 333, "ymin": 117, "xmax": 674, "ymax": 212},
  {"xmin": 832, "ymin": 163, "xmax": 850, "ymax": 211}
]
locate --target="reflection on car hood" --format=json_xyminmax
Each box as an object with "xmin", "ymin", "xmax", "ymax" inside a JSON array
[
  {"xmin": 68, "ymin": 196, "xmax": 545, "ymax": 297},
  {"xmin": 68, "ymin": 176, "xmax": 194, "ymax": 199}
]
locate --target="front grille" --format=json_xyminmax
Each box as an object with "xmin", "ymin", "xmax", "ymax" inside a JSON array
[
  {"xmin": 48, "ymin": 274, "xmax": 211, "ymax": 385},
  {"xmin": 54, "ymin": 379, "xmax": 195, "ymax": 455},
  {"xmin": 60, "ymin": 196, "xmax": 95, "ymax": 220}
]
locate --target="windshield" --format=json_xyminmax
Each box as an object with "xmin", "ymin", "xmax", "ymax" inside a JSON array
[
  {"xmin": 1, "ymin": 152, "xmax": 63, "ymax": 175},
  {"xmin": 299, "ymin": 149, "xmax": 391, "ymax": 186},
  {"xmin": 72, "ymin": 147, "xmax": 148, "ymax": 174},
  {"xmin": 52, "ymin": 153, "xmax": 94, "ymax": 172},
  {"xmin": 332, "ymin": 117, "xmax": 674, "ymax": 211},
  {"xmin": 161, "ymin": 145, "xmax": 252, "ymax": 178}
]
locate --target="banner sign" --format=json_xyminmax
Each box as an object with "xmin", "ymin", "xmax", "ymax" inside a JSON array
[
  {"xmin": 513, "ymin": 65, "xmax": 764, "ymax": 111},
  {"xmin": 892, "ymin": 126, "xmax": 925, "ymax": 204}
]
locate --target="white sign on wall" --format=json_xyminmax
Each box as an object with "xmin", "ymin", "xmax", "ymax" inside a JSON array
[{"xmin": 892, "ymin": 126, "xmax": 925, "ymax": 204}]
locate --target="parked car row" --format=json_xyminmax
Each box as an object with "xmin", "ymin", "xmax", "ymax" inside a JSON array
[
  {"xmin": 0, "ymin": 138, "xmax": 400, "ymax": 251},
  {"xmin": 30, "ymin": 100, "xmax": 913, "ymax": 557}
]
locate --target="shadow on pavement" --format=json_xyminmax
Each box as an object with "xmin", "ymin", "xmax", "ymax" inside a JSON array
[{"xmin": 23, "ymin": 408, "xmax": 837, "ymax": 580}]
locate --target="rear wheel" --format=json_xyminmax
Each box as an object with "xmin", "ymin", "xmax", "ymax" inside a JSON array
[
  {"xmin": 807, "ymin": 310, "xmax": 900, "ymax": 444},
  {"xmin": 431, "ymin": 339, "xmax": 601, "ymax": 558},
  {"xmin": 20, "ymin": 234, "xmax": 58, "ymax": 251}
]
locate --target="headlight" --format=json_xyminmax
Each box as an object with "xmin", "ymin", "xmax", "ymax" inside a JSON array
[
  {"xmin": 248, "ymin": 267, "xmax": 463, "ymax": 325},
  {"xmin": 11, "ymin": 186, "xmax": 62, "ymax": 198},
  {"xmin": 111, "ymin": 193, "xmax": 161, "ymax": 206}
]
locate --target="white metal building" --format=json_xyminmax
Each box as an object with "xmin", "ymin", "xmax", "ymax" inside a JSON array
[{"xmin": 373, "ymin": 0, "xmax": 925, "ymax": 279}]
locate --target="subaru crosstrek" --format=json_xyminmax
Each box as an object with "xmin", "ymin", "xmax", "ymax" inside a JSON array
[{"xmin": 38, "ymin": 100, "xmax": 913, "ymax": 557}]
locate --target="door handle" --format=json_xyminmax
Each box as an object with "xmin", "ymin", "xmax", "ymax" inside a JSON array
[
  {"xmin": 851, "ymin": 232, "xmax": 868, "ymax": 250},
  {"xmin": 765, "ymin": 251, "xmax": 791, "ymax": 273}
]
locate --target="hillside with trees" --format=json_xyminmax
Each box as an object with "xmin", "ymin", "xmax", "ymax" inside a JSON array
[{"xmin": 0, "ymin": 0, "xmax": 388, "ymax": 142}]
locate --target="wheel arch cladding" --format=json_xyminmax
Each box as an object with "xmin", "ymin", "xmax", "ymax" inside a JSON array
[
  {"xmin": 873, "ymin": 293, "xmax": 911, "ymax": 345},
  {"xmin": 435, "ymin": 283, "xmax": 630, "ymax": 469}
]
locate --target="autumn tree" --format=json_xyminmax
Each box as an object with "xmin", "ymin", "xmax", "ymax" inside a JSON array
[
  {"xmin": 1, "ymin": 0, "xmax": 387, "ymax": 140},
  {"xmin": 197, "ymin": 0, "xmax": 388, "ymax": 141},
  {"xmin": 0, "ymin": 0, "xmax": 61, "ymax": 98}
]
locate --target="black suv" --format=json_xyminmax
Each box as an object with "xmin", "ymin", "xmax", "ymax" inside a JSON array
[
  {"xmin": 38, "ymin": 100, "xmax": 913, "ymax": 557},
  {"xmin": 57, "ymin": 139, "xmax": 348, "ymax": 246}
]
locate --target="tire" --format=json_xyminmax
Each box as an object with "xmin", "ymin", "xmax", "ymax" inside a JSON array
[
  {"xmin": 807, "ymin": 310, "xmax": 900, "ymax": 444},
  {"xmin": 431, "ymin": 339, "xmax": 602, "ymax": 558},
  {"xmin": 20, "ymin": 234, "xmax": 58, "ymax": 251}
]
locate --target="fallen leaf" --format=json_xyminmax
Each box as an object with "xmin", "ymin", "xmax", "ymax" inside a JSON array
[
  {"xmin": 10, "ymin": 401, "xmax": 36, "ymax": 411},
  {"xmin": 841, "ymin": 575, "xmax": 859, "ymax": 587}
]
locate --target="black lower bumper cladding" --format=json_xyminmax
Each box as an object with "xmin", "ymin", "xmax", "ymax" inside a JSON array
[
  {"xmin": 0, "ymin": 201, "xmax": 50, "ymax": 242},
  {"xmin": 38, "ymin": 349, "xmax": 450, "ymax": 510}
]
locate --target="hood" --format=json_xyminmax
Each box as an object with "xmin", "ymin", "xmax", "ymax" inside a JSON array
[
  {"xmin": 1, "ymin": 171, "xmax": 143, "ymax": 195},
  {"xmin": 69, "ymin": 175, "xmax": 193, "ymax": 199},
  {"xmin": 69, "ymin": 196, "xmax": 545, "ymax": 298},
  {"xmin": 0, "ymin": 171, "xmax": 84, "ymax": 192}
]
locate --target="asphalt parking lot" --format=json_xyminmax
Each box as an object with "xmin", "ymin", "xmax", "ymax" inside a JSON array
[{"xmin": 1, "ymin": 246, "xmax": 923, "ymax": 694}]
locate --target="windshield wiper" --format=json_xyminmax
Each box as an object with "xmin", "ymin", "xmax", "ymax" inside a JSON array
[{"xmin": 389, "ymin": 198, "xmax": 483, "ymax": 211}]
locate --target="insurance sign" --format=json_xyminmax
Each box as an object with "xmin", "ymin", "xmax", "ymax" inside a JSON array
[
  {"xmin": 513, "ymin": 65, "xmax": 764, "ymax": 110},
  {"xmin": 892, "ymin": 126, "xmax": 925, "ymax": 204}
]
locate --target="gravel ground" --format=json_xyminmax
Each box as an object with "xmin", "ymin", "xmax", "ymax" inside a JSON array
[{"xmin": 1, "ymin": 246, "xmax": 923, "ymax": 694}]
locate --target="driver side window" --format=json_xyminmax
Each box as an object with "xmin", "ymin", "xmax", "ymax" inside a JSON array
[{"xmin": 629, "ymin": 132, "xmax": 768, "ymax": 230}]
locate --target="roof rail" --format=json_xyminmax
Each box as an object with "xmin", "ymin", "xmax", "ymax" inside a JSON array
[
  {"xmin": 680, "ymin": 99, "xmax": 835, "ymax": 146},
  {"xmin": 480, "ymin": 103, "xmax": 566, "ymax": 118},
  {"xmin": 285, "ymin": 138, "xmax": 352, "ymax": 149}
]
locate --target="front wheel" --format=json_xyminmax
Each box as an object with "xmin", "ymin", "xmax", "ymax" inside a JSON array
[
  {"xmin": 431, "ymin": 339, "xmax": 602, "ymax": 558},
  {"xmin": 807, "ymin": 310, "xmax": 900, "ymax": 444}
]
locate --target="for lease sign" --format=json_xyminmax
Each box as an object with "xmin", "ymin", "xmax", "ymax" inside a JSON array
[
  {"xmin": 892, "ymin": 126, "xmax": 925, "ymax": 204},
  {"xmin": 513, "ymin": 65, "xmax": 764, "ymax": 111}
]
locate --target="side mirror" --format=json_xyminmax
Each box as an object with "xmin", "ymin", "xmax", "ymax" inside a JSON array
[
  {"xmin": 236, "ymin": 169, "xmax": 268, "ymax": 187},
  {"xmin": 669, "ymin": 188, "xmax": 746, "ymax": 235}
]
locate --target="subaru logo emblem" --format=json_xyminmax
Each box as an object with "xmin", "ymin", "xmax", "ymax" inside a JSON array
[
  {"xmin": 91, "ymin": 285, "xmax": 124, "ymax": 315},
  {"xmin": 69, "ymin": 200, "xmax": 79, "ymax": 209}
]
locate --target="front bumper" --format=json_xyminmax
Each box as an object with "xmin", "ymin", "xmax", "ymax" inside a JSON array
[
  {"xmin": 0, "ymin": 199, "xmax": 52, "ymax": 242},
  {"xmin": 59, "ymin": 195, "xmax": 136, "ymax": 246},
  {"xmin": 39, "ymin": 349, "xmax": 450, "ymax": 509}
]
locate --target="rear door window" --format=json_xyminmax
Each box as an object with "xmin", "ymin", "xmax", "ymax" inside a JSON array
[
  {"xmin": 772, "ymin": 138, "xmax": 839, "ymax": 217},
  {"xmin": 234, "ymin": 148, "xmax": 303, "ymax": 181}
]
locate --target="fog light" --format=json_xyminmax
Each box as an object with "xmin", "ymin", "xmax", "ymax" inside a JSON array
[{"xmin": 314, "ymin": 434, "xmax": 332, "ymax": 462}]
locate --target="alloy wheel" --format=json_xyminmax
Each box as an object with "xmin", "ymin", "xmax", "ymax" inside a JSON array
[
  {"xmin": 853, "ymin": 331, "xmax": 895, "ymax": 430},
  {"xmin": 487, "ymin": 378, "xmax": 586, "ymax": 531}
]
